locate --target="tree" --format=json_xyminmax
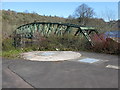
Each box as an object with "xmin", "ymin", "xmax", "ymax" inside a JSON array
[
  {"xmin": 68, "ymin": 15, "xmax": 74, "ymax": 19},
  {"xmin": 32, "ymin": 11, "xmax": 36, "ymax": 14},
  {"xmin": 100, "ymin": 7, "xmax": 116, "ymax": 22},
  {"xmin": 24, "ymin": 10, "xmax": 29, "ymax": 13},
  {"xmin": 105, "ymin": 8, "xmax": 115, "ymax": 22},
  {"xmin": 74, "ymin": 4, "xmax": 95, "ymax": 25}
]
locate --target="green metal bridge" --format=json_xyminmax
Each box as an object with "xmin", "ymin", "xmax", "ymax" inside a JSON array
[{"xmin": 13, "ymin": 22, "xmax": 99, "ymax": 47}]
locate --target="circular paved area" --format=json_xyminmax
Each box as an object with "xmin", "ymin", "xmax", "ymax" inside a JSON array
[{"xmin": 21, "ymin": 51, "xmax": 81, "ymax": 61}]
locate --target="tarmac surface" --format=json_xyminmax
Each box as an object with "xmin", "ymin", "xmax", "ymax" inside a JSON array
[{"xmin": 2, "ymin": 51, "xmax": 119, "ymax": 88}]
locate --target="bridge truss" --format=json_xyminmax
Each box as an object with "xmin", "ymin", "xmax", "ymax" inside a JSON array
[{"xmin": 13, "ymin": 22, "xmax": 99, "ymax": 47}]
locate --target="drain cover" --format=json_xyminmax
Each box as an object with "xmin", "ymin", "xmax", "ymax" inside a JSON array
[{"xmin": 78, "ymin": 58, "xmax": 99, "ymax": 63}]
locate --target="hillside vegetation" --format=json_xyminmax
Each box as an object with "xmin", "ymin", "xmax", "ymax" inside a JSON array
[{"xmin": 1, "ymin": 10, "xmax": 118, "ymax": 39}]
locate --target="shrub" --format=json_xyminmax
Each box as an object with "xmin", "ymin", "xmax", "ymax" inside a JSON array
[
  {"xmin": 2, "ymin": 38, "xmax": 15, "ymax": 51},
  {"xmin": 26, "ymin": 34, "xmax": 89, "ymax": 51}
]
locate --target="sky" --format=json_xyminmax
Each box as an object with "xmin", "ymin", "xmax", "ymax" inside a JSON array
[
  {"xmin": 1, "ymin": 2, "xmax": 119, "ymax": 21},
  {"xmin": 118, "ymin": 1, "xmax": 120, "ymax": 19}
]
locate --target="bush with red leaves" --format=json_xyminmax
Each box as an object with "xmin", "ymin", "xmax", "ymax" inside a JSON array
[{"xmin": 91, "ymin": 33, "xmax": 120, "ymax": 54}]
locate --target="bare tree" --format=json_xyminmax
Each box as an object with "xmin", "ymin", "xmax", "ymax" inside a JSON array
[
  {"xmin": 105, "ymin": 8, "xmax": 116, "ymax": 22},
  {"xmin": 100, "ymin": 7, "xmax": 116, "ymax": 22},
  {"xmin": 68, "ymin": 15, "xmax": 74, "ymax": 19},
  {"xmin": 74, "ymin": 4, "xmax": 95, "ymax": 25},
  {"xmin": 24, "ymin": 10, "xmax": 29, "ymax": 13}
]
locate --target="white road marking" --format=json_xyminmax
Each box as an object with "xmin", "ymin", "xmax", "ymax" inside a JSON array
[{"xmin": 106, "ymin": 65, "xmax": 120, "ymax": 70}]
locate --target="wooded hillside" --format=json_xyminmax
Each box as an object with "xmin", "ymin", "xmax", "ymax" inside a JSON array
[{"xmin": 1, "ymin": 10, "xmax": 119, "ymax": 39}]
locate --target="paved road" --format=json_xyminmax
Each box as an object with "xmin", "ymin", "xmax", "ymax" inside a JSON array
[{"xmin": 2, "ymin": 51, "xmax": 119, "ymax": 88}]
